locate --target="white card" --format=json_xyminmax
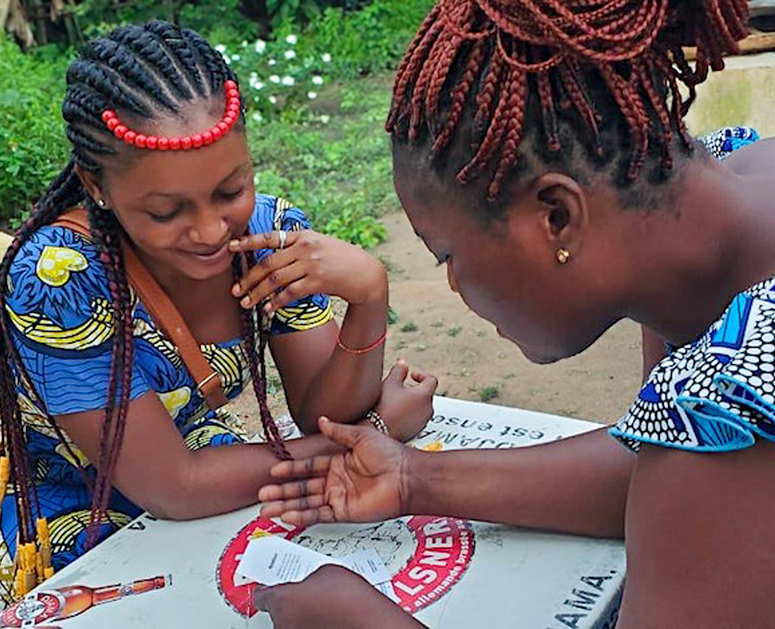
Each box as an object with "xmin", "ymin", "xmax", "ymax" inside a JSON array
[
  {"xmin": 236, "ymin": 535, "xmax": 340, "ymax": 586},
  {"xmin": 339, "ymin": 549, "xmax": 392, "ymax": 587}
]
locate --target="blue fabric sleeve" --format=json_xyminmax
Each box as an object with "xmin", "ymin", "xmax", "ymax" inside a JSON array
[
  {"xmin": 249, "ymin": 194, "xmax": 334, "ymax": 334},
  {"xmin": 6, "ymin": 225, "xmax": 149, "ymax": 415}
]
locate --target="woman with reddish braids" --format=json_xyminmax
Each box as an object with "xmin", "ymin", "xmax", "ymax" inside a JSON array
[
  {"xmin": 251, "ymin": 0, "xmax": 775, "ymax": 626},
  {"xmin": 0, "ymin": 20, "xmax": 436, "ymax": 601}
]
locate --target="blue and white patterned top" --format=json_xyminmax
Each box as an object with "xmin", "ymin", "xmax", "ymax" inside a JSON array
[{"xmin": 610, "ymin": 127, "xmax": 773, "ymax": 452}]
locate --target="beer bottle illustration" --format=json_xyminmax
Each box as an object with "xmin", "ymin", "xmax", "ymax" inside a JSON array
[{"xmin": 1, "ymin": 575, "xmax": 171, "ymax": 626}]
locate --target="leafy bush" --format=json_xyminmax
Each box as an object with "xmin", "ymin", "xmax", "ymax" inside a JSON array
[
  {"xmin": 248, "ymin": 77, "xmax": 394, "ymax": 249},
  {"xmin": 292, "ymin": 0, "xmax": 435, "ymax": 77},
  {"xmin": 0, "ymin": 39, "xmax": 72, "ymax": 226},
  {"xmin": 215, "ymin": 32, "xmax": 334, "ymax": 122}
]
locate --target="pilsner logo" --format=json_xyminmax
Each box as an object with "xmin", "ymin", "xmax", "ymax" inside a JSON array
[{"xmin": 217, "ymin": 515, "xmax": 475, "ymax": 617}]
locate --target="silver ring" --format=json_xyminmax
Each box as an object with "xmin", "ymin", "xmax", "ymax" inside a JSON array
[{"xmin": 278, "ymin": 230, "xmax": 288, "ymax": 250}]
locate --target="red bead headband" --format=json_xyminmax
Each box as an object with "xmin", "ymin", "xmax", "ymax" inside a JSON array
[{"xmin": 100, "ymin": 80, "xmax": 241, "ymax": 150}]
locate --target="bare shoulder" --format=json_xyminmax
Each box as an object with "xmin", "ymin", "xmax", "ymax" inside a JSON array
[
  {"xmin": 722, "ymin": 137, "xmax": 775, "ymax": 176},
  {"xmin": 618, "ymin": 442, "xmax": 775, "ymax": 629}
]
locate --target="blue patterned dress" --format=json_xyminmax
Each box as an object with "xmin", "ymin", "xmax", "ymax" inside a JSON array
[
  {"xmin": 1, "ymin": 194, "xmax": 333, "ymax": 571},
  {"xmin": 610, "ymin": 127, "xmax": 775, "ymax": 452}
]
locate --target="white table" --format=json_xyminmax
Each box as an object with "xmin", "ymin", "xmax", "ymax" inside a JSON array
[{"xmin": 11, "ymin": 397, "xmax": 625, "ymax": 629}]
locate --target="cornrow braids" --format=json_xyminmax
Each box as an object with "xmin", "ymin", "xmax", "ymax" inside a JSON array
[
  {"xmin": 0, "ymin": 20, "xmax": 283, "ymax": 590},
  {"xmin": 388, "ymin": 0, "xmax": 749, "ymax": 203}
]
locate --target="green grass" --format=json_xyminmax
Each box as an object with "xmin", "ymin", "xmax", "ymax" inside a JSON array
[
  {"xmin": 478, "ymin": 385, "xmax": 500, "ymax": 403},
  {"xmin": 247, "ymin": 74, "xmax": 396, "ymax": 249}
]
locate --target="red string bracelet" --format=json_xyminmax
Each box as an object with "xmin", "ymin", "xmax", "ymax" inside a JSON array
[
  {"xmin": 101, "ymin": 80, "xmax": 242, "ymax": 150},
  {"xmin": 336, "ymin": 328, "xmax": 387, "ymax": 355}
]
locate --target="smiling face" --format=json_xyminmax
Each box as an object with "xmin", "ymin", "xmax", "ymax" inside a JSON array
[
  {"xmin": 392, "ymin": 143, "xmax": 626, "ymax": 364},
  {"xmin": 80, "ymin": 101, "xmax": 255, "ymax": 285}
]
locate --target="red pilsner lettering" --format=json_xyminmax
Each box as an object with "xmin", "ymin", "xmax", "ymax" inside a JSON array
[
  {"xmin": 423, "ymin": 520, "xmax": 451, "ymax": 536},
  {"xmin": 426, "ymin": 536, "xmax": 453, "ymax": 549}
]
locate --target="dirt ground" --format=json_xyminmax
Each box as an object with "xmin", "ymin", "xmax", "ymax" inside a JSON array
[{"xmin": 229, "ymin": 210, "xmax": 645, "ymax": 434}]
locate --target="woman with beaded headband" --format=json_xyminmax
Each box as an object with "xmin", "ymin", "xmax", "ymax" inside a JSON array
[
  {"xmin": 251, "ymin": 0, "xmax": 775, "ymax": 626},
  {"xmin": 0, "ymin": 20, "xmax": 437, "ymax": 600}
]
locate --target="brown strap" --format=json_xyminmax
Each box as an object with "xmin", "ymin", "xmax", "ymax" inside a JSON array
[{"xmin": 53, "ymin": 208, "xmax": 228, "ymax": 410}]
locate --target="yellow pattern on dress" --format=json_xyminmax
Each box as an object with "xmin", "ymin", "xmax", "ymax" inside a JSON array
[
  {"xmin": 35, "ymin": 246, "xmax": 88, "ymax": 287},
  {"xmin": 48, "ymin": 509, "xmax": 133, "ymax": 557},
  {"xmin": 274, "ymin": 300, "xmax": 333, "ymax": 331},
  {"xmin": 6, "ymin": 298, "xmax": 114, "ymax": 351},
  {"xmin": 159, "ymin": 387, "xmax": 192, "ymax": 420}
]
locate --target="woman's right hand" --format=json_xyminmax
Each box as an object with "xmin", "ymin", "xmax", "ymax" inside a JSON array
[{"xmin": 258, "ymin": 417, "xmax": 411, "ymax": 526}]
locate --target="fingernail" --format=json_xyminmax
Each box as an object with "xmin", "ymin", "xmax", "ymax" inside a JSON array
[
  {"xmin": 263, "ymin": 302, "xmax": 273, "ymax": 315},
  {"xmin": 241, "ymin": 296, "xmax": 251, "ymax": 308},
  {"xmin": 232, "ymin": 283, "xmax": 241, "ymax": 296},
  {"xmin": 228, "ymin": 239, "xmax": 240, "ymax": 250}
]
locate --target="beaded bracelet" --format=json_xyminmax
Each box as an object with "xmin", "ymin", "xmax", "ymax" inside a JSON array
[
  {"xmin": 365, "ymin": 410, "xmax": 390, "ymax": 436},
  {"xmin": 336, "ymin": 328, "xmax": 387, "ymax": 355}
]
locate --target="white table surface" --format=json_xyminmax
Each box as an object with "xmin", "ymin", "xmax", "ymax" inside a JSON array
[{"xmin": 16, "ymin": 397, "xmax": 625, "ymax": 629}]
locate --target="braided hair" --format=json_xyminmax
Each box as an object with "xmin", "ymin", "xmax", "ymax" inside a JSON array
[
  {"xmin": 387, "ymin": 0, "xmax": 749, "ymax": 208},
  {"xmin": 0, "ymin": 20, "xmax": 288, "ymax": 555}
]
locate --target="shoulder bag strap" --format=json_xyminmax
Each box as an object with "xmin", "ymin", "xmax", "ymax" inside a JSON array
[{"xmin": 53, "ymin": 208, "xmax": 229, "ymax": 410}]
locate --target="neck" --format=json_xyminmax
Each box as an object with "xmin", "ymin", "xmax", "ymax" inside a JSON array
[{"xmin": 624, "ymin": 157, "xmax": 775, "ymax": 346}]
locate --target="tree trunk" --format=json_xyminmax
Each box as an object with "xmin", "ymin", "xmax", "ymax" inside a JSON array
[{"xmin": 5, "ymin": 0, "xmax": 35, "ymax": 48}]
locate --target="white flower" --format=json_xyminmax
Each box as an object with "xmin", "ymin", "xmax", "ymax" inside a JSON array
[
  {"xmin": 268, "ymin": 58, "xmax": 277, "ymax": 66},
  {"xmin": 254, "ymin": 39, "xmax": 267, "ymax": 54},
  {"xmin": 320, "ymin": 114, "xmax": 330, "ymax": 124},
  {"xmin": 307, "ymin": 91, "xmax": 317, "ymax": 100},
  {"xmin": 284, "ymin": 50, "xmax": 296, "ymax": 60},
  {"xmin": 281, "ymin": 76, "xmax": 295, "ymax": 86},
  {"xmin": 270, "ymin": 75, "xmax": 280, "ymax": 83},
  {"xmin": 224, "ymin": 57, "xmax": 231, "ymax": 65},
  {"xmin": 215, "ymin": 44, "xmax": 227, "ymax": 53},
  {"xmin": 250, "ymin": 79, "xmax": 265, "ymax": 90},
  {"xmin": 285, "ymin": 34, "xmax": 298, "ymax": 45},
  {"xmin": 252, "ymin": 111, "xmax": 263, "ymax": 123},
  {"xmin": 241, "ymin": 40, "xmax": 248, "ymax": 47},
  {"xmin": 311, "ymin": 75, "xmax": 324, "ymax": 86},
  {"xmin": 321, "ymin": 53, "xmax": 332, "ymax": 63},
  {"xmin": 232, "ymin": 54, "xmax": 241, "ymax": 61},
  {"xmin": 269, "ymin": 96, "xmax": 278, "ymax": 104}
]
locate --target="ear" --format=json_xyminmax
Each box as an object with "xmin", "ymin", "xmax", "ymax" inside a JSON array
[
  {"xmin": 74, "ymin": 164, "xmax": 107, "ymax": 206},
  {"xmin": 530, "ymin": 172, "xmax": 589, "ymax": 254}
]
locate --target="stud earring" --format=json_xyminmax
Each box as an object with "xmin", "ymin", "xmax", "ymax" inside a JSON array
[
  {"xmin": 96, "ymin": 198, "xmax": 107, "ymax": 208},
  {"xmin": 556, "ymin": 248, "xmax": 570, "ymax": 264}
]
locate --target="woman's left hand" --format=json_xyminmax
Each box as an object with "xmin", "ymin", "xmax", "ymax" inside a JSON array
[
  {"xmin": 253, "ymin": 565, "xmax": 423, "ymax": 629},
  {"xmin": 374, "ymin": 360, "xmax": 438, "ymax": 442},
  {"xmin": 229, "ymin": 230, "xmax": 387, "ymax": 312}
]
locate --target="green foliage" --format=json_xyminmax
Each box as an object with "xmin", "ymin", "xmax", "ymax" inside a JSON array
[
  {"xmin": 215, "ymin": 32, "xmax": 334, "ymax": 122},
  {"xmin": 478, "ymin": 386, "xmax": 500, "ymax": 403},
  {"xmin": 293, "ymin": 0, "xmax": 436, "ymax": 77},
  {"xmin": 249, "ymin": 76, "xmax": 394, "ymax": 249},
  {"xmin": 0, "ymin": 38, "xmax": 72, "ymax": 225},
  {"xmin": 75, "ymin": 0, "xmax": 257, "ymax": 42},
  {"xmin": 179, "ymin": 0, "xmax": 259, "ymax": 42}
]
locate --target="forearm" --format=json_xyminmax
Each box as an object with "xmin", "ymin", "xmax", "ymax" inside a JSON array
[
  {"xmin": 151, "ymin": 435, "xmax": 341, "ymax": 520},
  {"xmin": 406, "ymin": 427, "xmax": 633, "ymax": 538},
  {"xmin": 295, "ymin": 294, "xmax": 388, "ymax": 430}
]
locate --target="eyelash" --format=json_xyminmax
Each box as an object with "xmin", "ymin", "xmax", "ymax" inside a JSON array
[
  {"xmin": 147, "ymin": 186, "xmax": 245, "ymax": 222},
  {"xmin": 149, "ymin": 205, "xmax": 182, "ymax": 223}
]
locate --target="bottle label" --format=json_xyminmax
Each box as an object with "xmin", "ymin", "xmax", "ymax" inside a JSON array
[{"xmin": 1, "ymin": 590, "xmax": 66, "ymax": 626}]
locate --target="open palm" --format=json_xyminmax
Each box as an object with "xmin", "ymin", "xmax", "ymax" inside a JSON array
[{"xmin": 258, "ymin": 418, "xmax": 410, "ymax": 526}]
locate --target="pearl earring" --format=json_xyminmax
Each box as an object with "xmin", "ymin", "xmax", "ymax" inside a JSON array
[{"xmin": 556, "ymin": 248, "xmax": 570, "ymax": 264}]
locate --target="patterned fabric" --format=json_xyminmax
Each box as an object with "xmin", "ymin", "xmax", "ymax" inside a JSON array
[
  {"xmin": 1, "ymin": 193, "xmax": 333, "ymax": 570},
  {"xmin": 699, "ymin": 126, "xmax": 760, "ymax": 160},
  {"xmin": 610, "ymin": 128, "xmax": 774, "ymax": 453}
]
